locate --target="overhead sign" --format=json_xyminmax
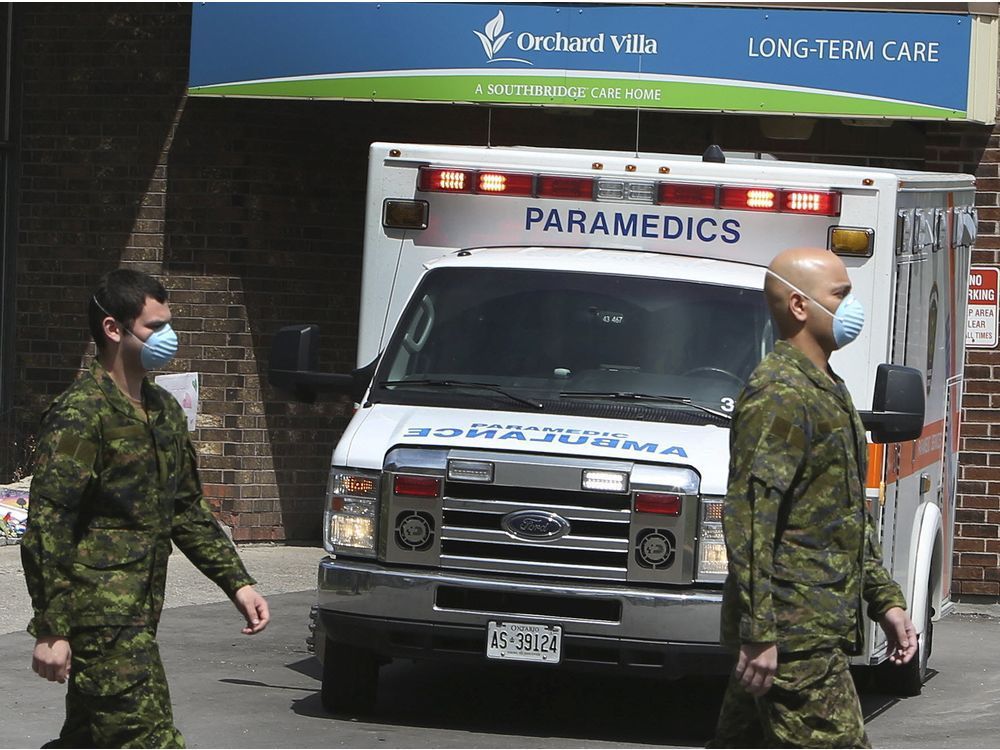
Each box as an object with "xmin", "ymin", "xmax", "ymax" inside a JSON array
[
  {"xmin": 188, "ymin": 3, "xmax": 996, "ymax": 122},
  {"xmin": 967, "ymin": 267, "xmax": 999, "ymax": 349}
]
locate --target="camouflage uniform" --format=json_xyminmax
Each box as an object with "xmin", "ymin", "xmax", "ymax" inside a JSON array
[
  {"xmin": 712, "ymin": 341, "xmax": 906, "ymax": 748},
  {"xmin": 22, "ymin": 360, "xmax": 255, "ymax": 748}
]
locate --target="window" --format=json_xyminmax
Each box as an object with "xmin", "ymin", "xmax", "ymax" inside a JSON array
[{"xmin": 376, "ymin": 266, "xmax": 773, "ymax": 420}]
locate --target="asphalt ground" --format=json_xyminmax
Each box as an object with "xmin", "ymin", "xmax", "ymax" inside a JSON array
[{"xmin": 2, "ymin": 545, "xmax": 999, "ymax": 748}]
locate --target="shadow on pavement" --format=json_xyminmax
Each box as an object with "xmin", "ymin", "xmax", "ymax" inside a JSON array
[
  {"xmin": 272, "ymin": 652, "xmax": 937, "ymax": 746},
  {"xmin": 287, "ymin": 657, "xmax": 727, "ymax": 747},
  {"xmin": 284, "ymin": 656, "xmax": 322, "ymax": 681},
  {"xmin": 858, "ymin": 668, "xmax": 937, "ymax": 723}
]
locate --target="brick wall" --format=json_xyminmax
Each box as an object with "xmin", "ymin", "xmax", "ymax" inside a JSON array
[
  {"xmin": 925, "ymin": 118, "xmax": 1000, "ymax": 597},
  {"xmin": 14, "ymin": 3, "xmax": 357, "ymax": 540},
  {"xmin": 14, "ymin": 4, "xmax": 1000, "ymax": 561}
]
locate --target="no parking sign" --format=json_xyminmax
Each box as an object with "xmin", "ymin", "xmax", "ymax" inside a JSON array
[{"xmin": 967, "ymin": 267, "xmax": 999, "ymax": 348}]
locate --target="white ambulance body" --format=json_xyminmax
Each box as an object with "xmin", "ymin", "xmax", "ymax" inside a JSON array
[{"xmin": 273, "ymin": 142, "xmax": 976, "ymax": 712}]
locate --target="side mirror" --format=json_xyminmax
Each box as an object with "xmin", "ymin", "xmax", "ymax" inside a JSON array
[
  {"xmin": 268, "ymin": 324, "xmax": 374, "ymax": 403},
  {"xmin": 859, "ymin": 364, "xmax": 925, "ymax": 443}
]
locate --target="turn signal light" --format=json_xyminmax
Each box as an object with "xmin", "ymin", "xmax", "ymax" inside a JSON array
[
  {"xmin": 720, "ymin": 187, "xmax": 778, "ymax": 211},
  {"xmin": 830, "ymin": 227, "xmax": 874, "ymax": 256},
  {"xmin": 478, "ymin": 171, "xmax": 534, "ymax": 196},
  {"xmin": 382, "ymin": 199, "xmax": 429, "ymax": 230},
  {"xmin": 394, "ymin": 474, "xmax": 441, "ymax": 498},
  {"xmin": 418, "ymin": 167, "xmax": 474, "ymax": 193},
  {"xmin": 866, "ymin": 443, "xmax": 885, "ymax": 489},
  {"xmin": 330, "ymin": 473, "xmax": 377, "ymax": 497},
  {"xmin": 635, "ymin": 492, "xmax": 682, "ymax": 516}
]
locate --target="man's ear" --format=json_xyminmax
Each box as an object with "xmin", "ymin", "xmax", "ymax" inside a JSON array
[
  {"xmin": 101, "ymin": 316, "xmax": 124, "ymax": 346},
  {"xmin": 788, "ymin": 291, "xmax": 809, "ymax": 323}
]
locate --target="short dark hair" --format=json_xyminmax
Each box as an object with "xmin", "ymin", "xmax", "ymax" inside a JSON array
[{"xmin": 89, "ymin": 269, "xmax": 168, "ymax": 351}]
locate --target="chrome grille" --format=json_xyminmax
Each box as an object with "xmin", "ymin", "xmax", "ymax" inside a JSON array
[{"xmin": 440, "ymin": 482, "xmax": 631, "ymax": 581}]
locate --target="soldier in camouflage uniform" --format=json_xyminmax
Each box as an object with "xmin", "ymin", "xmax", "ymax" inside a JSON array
[
  {"xmin": 712, "ymin": 248, "xmax": 917, "ymax": 748},
  {"xmin": 21, "ymin": 269, "xmax": 270, "ymax": 748}
]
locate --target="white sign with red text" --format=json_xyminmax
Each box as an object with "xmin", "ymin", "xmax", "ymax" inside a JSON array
[{"xmin": 968, "ymin": 267, "xmax": 999, "ymax": 348}]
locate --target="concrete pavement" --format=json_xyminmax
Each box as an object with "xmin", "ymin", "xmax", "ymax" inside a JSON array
[
  {"xmin": 2, "ymin": 544, "xmax": 1000, "ymax": 747},
  {"xmin": 0, "ymin": 542, "xmax": 322, "ymax": 635}
]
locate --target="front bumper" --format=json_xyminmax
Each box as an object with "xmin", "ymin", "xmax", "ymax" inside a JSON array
[{"xmin": 315, "ymin": 557, "xmax": 731, "ymax": 677}]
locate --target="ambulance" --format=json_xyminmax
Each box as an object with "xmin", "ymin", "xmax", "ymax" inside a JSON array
[{"xmin": 269, "ymin": 142, "xmax": 977, "ymax": 713}]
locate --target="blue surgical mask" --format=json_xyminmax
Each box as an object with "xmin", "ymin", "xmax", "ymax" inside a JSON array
[
  {"xmin": 128, "ymin": 324, "xmax": 178, "ymax": 370},
  {"xmin": 766, "ymin": 271, "xmax": 865, "ymax": 349},
  {"xmin": 92, "ymin": 295, "xmax": 179, "ymax": 369}
]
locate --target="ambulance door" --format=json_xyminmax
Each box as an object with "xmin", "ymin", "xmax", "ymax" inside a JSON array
[
  {"xmin": 887, "ymin": 204, "xmax": 941, "ymax": 604},
  {"xmin": 865, "ymin": 208, "xmax": 911, "ymax": 660},
  {"xmin": 939, "ymin": 202, "xmax": 976, "ymax": 608},
  {"xmin": 882, "ymin": 211, "xmax": 910, "ymax": 587}
]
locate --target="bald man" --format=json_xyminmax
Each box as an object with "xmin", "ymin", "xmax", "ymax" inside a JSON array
[{"xmin": 711, "ymin": 248, "xmax": 917, "ymax": 748}]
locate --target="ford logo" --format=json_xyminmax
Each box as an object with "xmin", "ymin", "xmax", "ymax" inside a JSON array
[{"xmin": 501, "ymin": 510, "xmax": 571, "ymax": 541}]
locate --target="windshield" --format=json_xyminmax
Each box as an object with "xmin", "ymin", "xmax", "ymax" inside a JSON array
[{"xmin": 374, "ymin": 266, "xmax": 774, "ymax": 419}]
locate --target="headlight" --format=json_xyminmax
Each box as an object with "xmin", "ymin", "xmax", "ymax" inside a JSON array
[
  {"xmin": 697, "ymin": 497, "xmax": 727, "ymax": 582},
  {"xmin": 325, "ymin": 468, "xmax": 380, "ymax": 556}
]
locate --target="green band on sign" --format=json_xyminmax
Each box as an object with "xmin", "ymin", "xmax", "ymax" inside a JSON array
[{"xmin": 189, "ymin": 74, "xmax": 965, "ymax": 120}]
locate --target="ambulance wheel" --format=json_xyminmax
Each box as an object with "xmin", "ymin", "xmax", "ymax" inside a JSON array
[
  {"xmin": 877, "ymin": 586, "xmax": 932, "ymax": 697},
  {"xmin": 321, "ymin": 639, "xmax": 379, "ymax": 714}
]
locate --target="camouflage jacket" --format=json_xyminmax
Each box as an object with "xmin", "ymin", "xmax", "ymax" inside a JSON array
[
  {"xmin": 720, "ymin": 341, "xmax": 906, "ymax": 654},
  {"xmin": 22, "ymin": 360, "xmax": 255, "ymax": 637}
]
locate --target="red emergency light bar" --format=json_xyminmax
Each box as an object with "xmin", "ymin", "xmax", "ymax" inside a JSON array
[
  {"xmin": 537, "ymin": 175, "xmax": 594, "ymax": 200},
  {"xmin": 478, "ymin": 171, "xmax": 534, "ymax": 195},
  {"xmin": 416, "ymin": 166, "xmax": 841, "ymax": 216},
  {"xmin": 720, "ymin": 186, "xmax": 777, "ymax": 211},
  {"xmin": 417, "ymin": 168, "xmax": 474, "ymax": 193},
  {"xmin": 657, "ymin": 182, "xmax": 717, "ymax": 207},
  {"xmin": 784, "ymin": 190, "xmax": 841, "ymax": 215}
]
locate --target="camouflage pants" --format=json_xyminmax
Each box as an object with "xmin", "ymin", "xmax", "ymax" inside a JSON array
[
  {"xmin": 711, "ymin": 649, "xmax": 869, "ymax": 748},
  {"xmin": 43, "ymin": 626, "xmax": 185, "ymax": 749}
]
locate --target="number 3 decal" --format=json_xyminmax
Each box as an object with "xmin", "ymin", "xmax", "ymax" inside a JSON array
[{"xmin": 720, "ymin": 397, "xmax": 735, "ymax": 413}]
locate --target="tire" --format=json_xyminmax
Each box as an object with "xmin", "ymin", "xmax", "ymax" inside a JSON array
[
  {"xmin": 320, "ymin": 638, "xmax": 380, "ymax": 715},
  {"xmin": 876, "ymin": 581, "xmax": 932, "ymax": 697}
]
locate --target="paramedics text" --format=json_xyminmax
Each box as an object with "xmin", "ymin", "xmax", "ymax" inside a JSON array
[
  {"xmin": 525, "ymin": 206, "xmax": 741, "ymax": 245},
  {"xmin": 404, "ymin": 424, "xmax": 688, "ymax": 457}
]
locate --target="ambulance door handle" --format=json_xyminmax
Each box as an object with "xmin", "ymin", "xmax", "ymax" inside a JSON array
[{"xmin": 919, "ymin": 472, "xmax": 931, "ymax": 495}]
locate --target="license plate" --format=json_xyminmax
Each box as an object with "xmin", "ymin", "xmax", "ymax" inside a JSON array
[{"xmin": 486, "ymin": 621, "xmax": 562, "ymax": 664}]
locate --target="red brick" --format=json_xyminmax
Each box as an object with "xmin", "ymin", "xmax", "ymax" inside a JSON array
[
  {"xmin": 956, "ymin": 509, "xmax": 987, "ymax": 523},
  {"xmin": 960, "ymin": 495, "xmax": 1000, "ymax": 510},
  {"xmin": 958, "ymin": 581, "xmax": 1000, "ymax": 596},
  {"xmin": 952, "ymin": 565, "xmax": 986, "ymax": 580},
  {"xmin": 959, "ymin": 552, "xmax": 999, "ymax": 568},
  {"xmin": 960, "ymin": 466, "xmax": 1000, "ymax": 481},
  {"xmin": 958, "ymin": 524, "xmax": 1000, "ymax": 539},
  {"xmin": 231, "ymin": 527, "xmax": 254, "ymax": 542},
  {"xmin": 954, "ymin": 537, "xmax": 986, "ymax": 552}
]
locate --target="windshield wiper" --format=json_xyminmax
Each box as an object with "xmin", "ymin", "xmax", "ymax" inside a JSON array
[
  {"xmin": 559, "ymin": 390, "xmax": 731, "ymax": 421},
  {"xmin": 380, "ymin": 379, "xmax": 544, "ymax": 410}
]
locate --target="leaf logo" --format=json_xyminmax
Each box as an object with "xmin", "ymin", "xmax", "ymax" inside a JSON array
[{"xmin": 473, "ymin": 10, "xmax": 531, "ymax": 65}]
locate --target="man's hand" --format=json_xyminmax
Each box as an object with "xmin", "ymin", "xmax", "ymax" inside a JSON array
[
  {"xmin": 879, "ymin": 606, "xmax": 917, "ymax": 666},
  {"xmin": 736, "ymin": 642, "xmax": 778, "ymax": 697},
  {"xmin": 233, "ymin": 585, "xmax": 270, "ymax": 635},
  {"xmin": 32, "ymin": 636, "xmax": 72, "ymax": 683}
]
